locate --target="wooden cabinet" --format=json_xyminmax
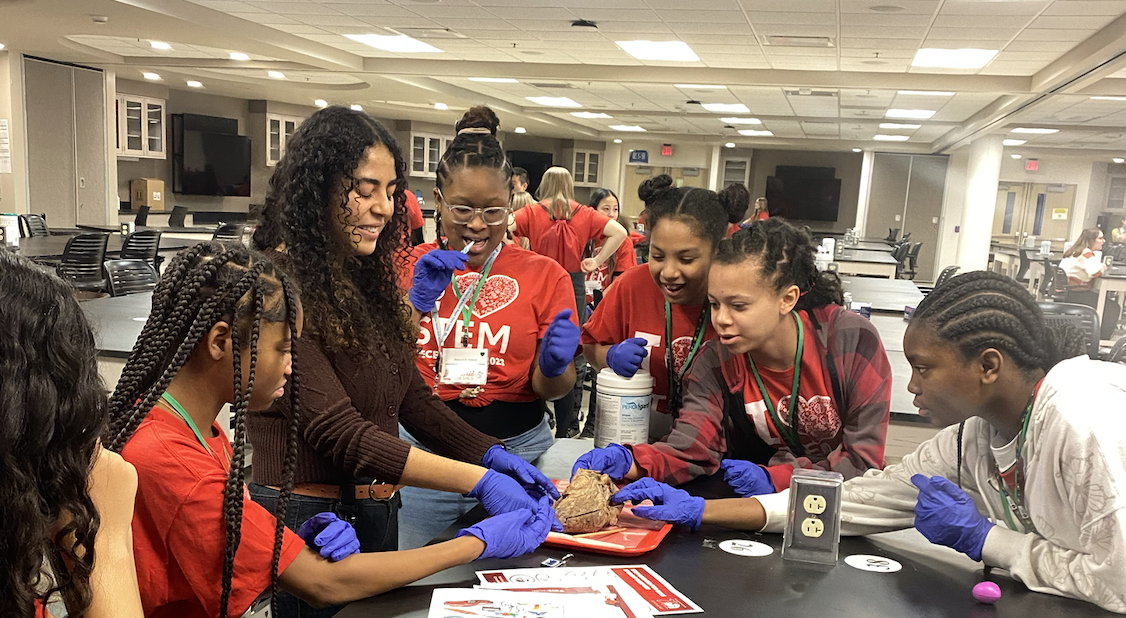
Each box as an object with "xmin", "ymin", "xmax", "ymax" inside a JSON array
[
  {"xmin": 266, "ymin": 114, "xmax": 302, "ymax": 166},
  {"xmin": 409, "ymin": 132, "xmax": 454, "ymax": 178},
  {"xmin": 116, "ymin": 95, "xmax": 165, "ymax": 159}
]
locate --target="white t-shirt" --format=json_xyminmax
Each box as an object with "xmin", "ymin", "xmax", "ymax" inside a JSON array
[{"xmin": 1060, "ymin": 249, "xmax": 1105, "ymax": 284}]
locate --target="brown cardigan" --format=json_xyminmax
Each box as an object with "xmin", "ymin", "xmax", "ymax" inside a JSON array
[{"xmin": 247, "ymin": 331, "xmax": 501, "ymax": 486}]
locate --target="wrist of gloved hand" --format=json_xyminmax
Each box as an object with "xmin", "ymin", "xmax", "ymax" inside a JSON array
[
  {"xmin": 721, "ymin": 459, "xmax": 775, "ymax": 498},
  {"xmin": 482, "ymin": 445, "xmax": 561, "ymax": 500},
  {"xmin": 297, "ymin": 512, "xmax": 361, "ymax": 562},
  {"xmin": 911, "ymin": 474, "xmax": 995, "ymax": 561},
  {"xmin": 612, "ymin": 477, "xmax": 705, "ymax": 532},
  {"xmin": 571, "ymin": 443, "xmax": 633, "ymax": 480},
  {"xmin": 539, "ymin": 309, "xmax": 579, "ymax": 378},
  {"xmin": 456, "ymin": 496, "xmax": 554, "ymax": 559},
  {"xmin": 606, "ymin": 338, "xmax": 649, "ymax": 378}
]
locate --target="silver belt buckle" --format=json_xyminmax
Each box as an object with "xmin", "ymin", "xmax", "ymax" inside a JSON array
[{"xmin": 368, "ymin": 478, "xmax": 396, "ymax": 501}]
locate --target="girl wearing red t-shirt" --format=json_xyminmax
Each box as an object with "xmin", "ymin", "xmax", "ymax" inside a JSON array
[
  {"xmin": 584, "ymin": 188, "xmax": 638, "ymax": 305},
  {"xmin": 577, "ymin": 218, "xmax": 891, "ymax": 495},
  {"xmin": 105, "ymin": 243, "xmax": 553, "ymax": 618},
  {"xmin": 719, "ymin": 182, "xmax": 750, "ymax": 238}
]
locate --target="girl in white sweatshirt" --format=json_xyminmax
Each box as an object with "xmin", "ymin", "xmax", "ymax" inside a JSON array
[{"xmin": 613, "ymin": 271, "xmax": 1126, "ymax": 613}]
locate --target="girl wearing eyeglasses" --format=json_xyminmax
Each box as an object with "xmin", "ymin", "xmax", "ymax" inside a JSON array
[{"xmin": 399, "ymin": 107, "xmax": 583, "ymax": 549}]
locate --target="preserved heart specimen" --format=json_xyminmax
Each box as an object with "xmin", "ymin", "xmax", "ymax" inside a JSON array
[{"xmin": 555, "ymin": 469, "xmax": 623, "ymax": 534}]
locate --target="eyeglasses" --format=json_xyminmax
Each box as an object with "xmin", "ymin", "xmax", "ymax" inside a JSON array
[{"xmin": 437, "ymin": 189, "xmax": 510, "ymax": 226}]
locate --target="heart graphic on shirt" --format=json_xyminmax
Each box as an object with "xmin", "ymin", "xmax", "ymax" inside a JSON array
[
  {"xmin": 670, "ymin": 336, "xmax": 694, "ymax": 374},
  {"xmin": 453, "ymin": 273, "xmax": 520, "ymax": 318},
  {"xmin": 776, "ymin": 395, "xmax": 840, "ymax": 440}
]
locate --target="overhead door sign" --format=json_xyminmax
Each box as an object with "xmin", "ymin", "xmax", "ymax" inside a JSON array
[{"xmin": 629, "ymin": 149, "xmax": 649, "ymax": 164}]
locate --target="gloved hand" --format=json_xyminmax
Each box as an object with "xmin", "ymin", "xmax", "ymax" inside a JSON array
[
  {"xmin": 612, "ymin": 477, "xmax": 705, "ymax": 532},
  {"xmin": 409, "ymin": 249, "xmax": 468, "ymax": 313},
  {"xmin": 606, "ymin": 338, "xmax": 649, "ymax": 378},
  {"xmin": 721, "ymin": 459, "xmax": 775, "ymax": 497},
  {"xmin": 911, "ymin": 474, "xmax": 995, "ymax": 561},
  {"xmin": 538, "ymin": 308, "xmax": 581, "ymax": 378},
  {"xmin": 468, "ymin": 469, "xmax": 562, "ymax": 531},
  {"xmin": 297, "ymin": 512, "xmax": 360, "ymax": 562},
  {"xmin": 571, "ymin": 443, "xmax": 633, "ymax": 480},
  {"xmin": 483, "ymin": 444, "xmax": 561, "ymax": 500},
  {"xmin": 457, "ymin": 495, "xmax": 554, "ymax": 559}
]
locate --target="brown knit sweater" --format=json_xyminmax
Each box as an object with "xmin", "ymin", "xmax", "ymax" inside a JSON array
[{"xmin": 247, "ymin": 333, "xmax": 500, "ymax": 486}]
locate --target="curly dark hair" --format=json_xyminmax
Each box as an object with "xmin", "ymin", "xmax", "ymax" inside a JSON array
[
  {"xmin": 0, "ymin": 250, "xmax": 104, "ymax": 617},
  {"xmin": 433, "ymin": 105, "xmax": 513, "ymax": 246},
  {"xmin": 253, "ymin": 105, "xmax": 414, "ymax": 355},
  {"xmin": 639, "ymin": 174, "xmax": 728, "ymax": 252},
  {"xmin": 105, "ymin": 242, "xmax": 302, "ymax": 618},
  {"xmin": 718, "ymin": 183, "xmax": 751, "ymax": 224},
  {"xmin": 716, "ymin": 217, "xmax": 844, "ymax": 312}
]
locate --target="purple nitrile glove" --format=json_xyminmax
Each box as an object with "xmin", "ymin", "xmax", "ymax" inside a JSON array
[
  {"xmin": 612, "ymin": 477, "xmax": 705, "ymax": 532},
  {"xmin": 467, "ymin": 469, "xmax": 561, "ymax": 531},
  {"xmin": 483, "ymin": 445, "xmax": 561, "ymax": 500},
  {"xmin": 539, "ymin": 308, "xmax": 581, "ymax": 378},
  {"xmin": 456, "ymin": 495, "xmax": 554, "ymax": 559},
  {"xmin": 721, "ymin": 459, "xmax": 775, "ymax": 498},
  {"xmin": 606, "ymin": 337, "xmax": 649, "ymax": 378},
  {"xmin": 911, "ymin": 474, "xmax": 995, "ymax": 562},
  {"xmin": 571, "ymin": 443, "xmax": 633, "ymax": 480},
  {"xmin": 409, "ymin": 248, "xmax": 468, "ymax": 312},
  {"xmin": 297, "ymin": 512, "xmax": 360, "ymax": 562}
]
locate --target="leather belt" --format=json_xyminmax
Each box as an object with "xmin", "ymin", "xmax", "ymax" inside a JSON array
[{"xmin": 269, "ymin": 481, "xmax": 401, "ymax": 501}]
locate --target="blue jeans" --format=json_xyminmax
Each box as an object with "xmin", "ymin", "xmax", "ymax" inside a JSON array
[{"xmin": 396, "ymin": 414, "xmax": 555, "ymax": 550}]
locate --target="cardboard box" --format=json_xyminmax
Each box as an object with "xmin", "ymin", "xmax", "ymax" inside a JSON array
[{"xmin": 131, "ymin": 178, "xmax": 165, "ymax": 212}]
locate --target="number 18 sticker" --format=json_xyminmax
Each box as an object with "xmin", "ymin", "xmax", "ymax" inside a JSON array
[{"xmin": 844, "ymin": 554, "xmax": 902, "ymax": 573}]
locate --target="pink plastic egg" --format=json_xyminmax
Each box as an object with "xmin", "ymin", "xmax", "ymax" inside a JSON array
[{"xmin": 973, "ymin": 581, "xmax": 1002, "ymax": 604}]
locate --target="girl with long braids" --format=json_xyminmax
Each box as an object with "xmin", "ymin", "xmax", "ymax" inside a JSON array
[
  {"xmin": 609, "ymin": 271, "xmax": 1126, "ymax": 614},
  {"xmin": 107, "ymin": 242, "xmax": 552, "ymax": 618},
  {"xmin": 577, "ymin": 218, "xmax": 891, "ymax": 495},
  {"xmin": 1, "ymin": 251, "xmax": 142, "ymax": 618},
  {"xmin": 398, "ymin": 106, "xmax": 580, "ymax": 549},
  {"xmin": 249, "ymin": 106, "xmax": 556, "ymax": 617}
]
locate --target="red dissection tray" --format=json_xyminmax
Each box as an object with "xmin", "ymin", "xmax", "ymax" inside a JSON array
[{"xmin": 544, "ymin": 479, "xmax": 673, "ymax": 556}]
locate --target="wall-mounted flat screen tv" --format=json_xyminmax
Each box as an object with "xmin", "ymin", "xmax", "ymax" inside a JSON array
[
  {"xmin": 174, "ymin": 130, "xmax": 251, "ymax": 197},
  {"xmin": 764, "ymin": 168, "xmax": 841, "ymax": 221}
]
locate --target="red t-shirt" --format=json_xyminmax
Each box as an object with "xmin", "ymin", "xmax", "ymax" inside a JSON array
[
  {"xmin": 758, "ymin": 211, "xmax": 769, "ymax": 221},
  {"xmin": 582, "ymin": 264, "xmax": 715, "ymax": 415},
  {"xmin": 405, "ymin": 191, "xmax": 424, "ymax": 230},
  {"xmin": 585, "ymin": 236, "xmax": 636, "ymax": 305},
  {"xmin": 122, "ymin": 407, "xmax": 305, "ymax": 618},
  {"xmin": 406, "ymin": 242, "xmax": 578, "ymax": 406},
  {"xmin": 740, "ymin": 312, "xmax": 841, "ymax": 489},
  {"xmin": 726, "ymin": 223, "xmax": 741, "ymax": 237},
  {"xmin": 513, "ymin": 201, "xmax": 611, "ymax": 272}
]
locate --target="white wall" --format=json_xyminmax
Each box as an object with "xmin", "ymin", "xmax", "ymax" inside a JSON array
[
  {"xmin": 0, "ymin": 51, "xmax": 28, "ymax": 215},
  {"xmin": 936, "ymin": 145, "xmax": 970, "ymax": 273}
]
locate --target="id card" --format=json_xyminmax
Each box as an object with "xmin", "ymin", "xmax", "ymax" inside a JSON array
[{"xmin": 439, "ymin": 348, "xmax": 489, "ymax": 385}]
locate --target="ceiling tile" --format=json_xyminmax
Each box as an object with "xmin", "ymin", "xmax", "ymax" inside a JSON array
[
  {"xmin": 1027, "ymin": 14, "xmax": 1119, "ymax": 29},
  {"xmin": 747, "ymin": 12, "xmax": 837, "ymax": 25},
  {"xmin": 1043, "ymin": 1, "xmax": 1126, "ymax": 16}
]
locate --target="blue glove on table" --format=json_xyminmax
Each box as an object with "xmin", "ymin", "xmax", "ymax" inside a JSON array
[
  {"xmin": 409, "ymin": 249, "xmax": 468, "ymax": 313},
  {"xmin": 468, "ymin": 469, "xmax": 562, "ymax": 531},
  {"xmin": 911, "ymin": 474, "xmax": 995, "ymax": 562},
  {"xmin": 297, "ymin": 512, "xmax": 360, "ymax": 562},
  {"xmin": 572, "ymin": 443, "xmax": 633, "ymax": 480},
  {"xmin": 483, "ymin": 444, "xmax": 561, "ymax": 500},
  {"xmin": 612, "ymin": 477, "xmax": 705, "ymax": 532},
  {"xmin": 606, "ymin": 338, "xmax": 649, "ymax": 378},
  {"xmin": 539, "ymin": 308, "xmax": 581, "ymax": 378},
  {"xmin": 457, "ymin": 495, "xmax": 554, "ymax": 559},
  {"xmin": 721, "ymin": 459, "xmax": 775, "ymax": 497}
]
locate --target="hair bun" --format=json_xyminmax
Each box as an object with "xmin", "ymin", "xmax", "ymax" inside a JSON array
[
  {"xmin": 638, "ymin": 174, "xmax": 675, "ymax": 204},
  {"xmin": 455, "ymin": 106, "xmax": 500, "ymax": 136}
]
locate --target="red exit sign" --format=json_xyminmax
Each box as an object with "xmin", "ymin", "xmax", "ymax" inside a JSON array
[
  {"xmin": 1026, "ymin": 158, "xmax": 1039, "ymax": 171},
  {"xmin": 661, "ymin": 144, "xmax": 673, "ymax": 156}
]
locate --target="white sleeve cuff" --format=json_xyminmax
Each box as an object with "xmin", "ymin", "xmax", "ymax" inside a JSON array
[
  {"xmin": 757, "ymin": 490, "xmax": 791, "ymax": 533},
  {"xmin": 981, "ymin": 524, "xmax": 1025, "ymax": 569}
]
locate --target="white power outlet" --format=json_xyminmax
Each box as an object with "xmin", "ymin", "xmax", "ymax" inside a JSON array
[
  {"xmin": 801, "ymin": 517, "xmax": 825, "ymax": 538},
  {"xmin": 803, "ymin": 495, "xmax": 827, "ymax": 515}
]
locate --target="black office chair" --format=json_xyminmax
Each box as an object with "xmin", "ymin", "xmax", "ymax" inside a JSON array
[
  {"xmin": 1015, "ymin": 249, "xmax": 1036, "ymax": 282},
  {"xmin": 891, "ymin": 242, "xmax": 911, "ymax": 279},
  {"xmin": 1108, "ymin": 335, "xmax": 1126, "ymax": 365},
  {"xmin": 213, "ymin": 223, "xmax": 244, "ymax": 244},
  {"xmin": 134, "ymin": 205, "xmax": 150, "ymax": 227},
  {"xmin": 1038, "ymin": 301, "xmax": 1101, "ymax": 359},
  {"xmin": 104, "ymin": 259, "xmax": 159, "ymax": 296},
  {"xmin": 56, "ymin": 232, "xmax": 109, "ymax": 293},
  {"xmin": 885, "ymin": 228, "xmax": 900, "ymax": 242},
  {"xmin": 899, "ymin": 242, "xmax": 923, "ymax": 280},
  {"xmin": 19, "ymin": 213, "xmax": 49, "ymax": 238},
  {"xmin": 168, "ymin": 205, "xmax": 189, "ymax": 228},
  {"xmin": 120, "ymin": 230, "xmax": 162, "ymax": 270}
]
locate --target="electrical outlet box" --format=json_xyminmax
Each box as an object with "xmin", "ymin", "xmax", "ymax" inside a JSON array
[{"xmin": 782, "ymin": 469, "xmax": 843, "ymax": 565}]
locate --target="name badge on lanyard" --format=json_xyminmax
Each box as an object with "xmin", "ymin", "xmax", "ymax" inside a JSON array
[
  {"xmin": 245, "ymin": 597, "xmax": 272, "ymax": 618},
  {"xmin": 439, "ymin": 347, "xmax": 490, "ymax": 385}
]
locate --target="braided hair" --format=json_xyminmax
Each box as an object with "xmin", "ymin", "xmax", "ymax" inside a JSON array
[
  {"xmin": 715, "ymin": 217, "xmax": 844, "ymax": 311},
  {"xmin": 433, "ymin": 105, "xmax": 513, "ymax": 246},
  {"xmin": 639, "ymin": 175, "xmax": 728, "ymax": 251},
  {"xmin": 105, "ymin": 242, "xmax": 302, "ymax": 618}
]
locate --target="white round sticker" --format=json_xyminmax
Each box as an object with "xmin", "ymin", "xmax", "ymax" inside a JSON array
[
  {"xmin": 718, "ymin": 539, "xmax": 774, "ymax": 557},
  {"xmin": 845, "ymin": 554, "xmax": 902, "ymax": 573}
]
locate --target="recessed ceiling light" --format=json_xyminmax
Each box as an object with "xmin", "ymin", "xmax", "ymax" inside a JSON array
[
  {"xmin": 852, "ymin": 148, "xmax": 863, "ymax": 152},
  {"xmin": 615, "ymin": 40, "xmax": 699, "ymax": 62},
  {"xmin": 1011, "ymin": 154, "xmax": 1022, "ymax": 159},
  {"xmin": 0, "ymin": 44, "xmax": 6, "ymax": 51},
  {"xmin": 314, "ymin": 99, "xmax": 328, "ymax": 108},
  {"xmin": 874, "ymin": 134, "xmax": 910, "ymax": 141},
  {"xmin": 886, "ymin": 109, "xmax": 935, "ymax": 120},
  {"xmin": 738, "ymin": 129, "xmax": 773, "ymax": 137},
  {"xmin": 703, "ymin": 103, "xmax": 750, "ymax": 113},
  {"xmin": 880, "ymin": 123, "xmax": 921, "ymax": 129},
  {"xmin": 345, "ymin": 34, "xmax": 444, "ymax": 53},
  {"xmin": 1091, "ymin": 96, "xmax": 1126, "ymax": 101},
  {"xmin": 912, "ymin": 48, "xmax": 997, "ymax": 69},
  {"xmin": 1003, "ymin": 139, "xmax": 1026, "ymax": 146},
  {"xmin": 1115, "ymin": 158, "xmax": 1125, "ymax": 164},
  {"xmin": 610, "ymin": 125, "xmax": 647, "ymax": 132},
  {"xmin": 527, "ymin": 96, "xmax": 581, "ymax": 108},
  {"xmin": 896, "ymin": 90, "xmax": 954, "ymax": 97},
  {"xmin": 469, "ymin": 77, "xmax": 519, "ymax": 83},
  {"xmin": 268, "ymin": 71, "xmax": 285, "ymax": 79},
  {"xmin": 675, "ymin": 84, "xmax": 726, "ymax": 89},
  {"xmin": 1011, "ymin": 127, "xmax": 1058, "ymax": 134},
  {"xmin": 869, "ymin": 5, "xmax": 905, "ymax": 12},
  {"xmin": 434, "ymin": 102, "xmax": 448, "ymax": 110},
  {"xmin": 613, "ymin": 138, "xmax": 623, "ymax": 143},
  {"xmin": 230, "ymin": 52, "xmax": 249, "ymax": 61},
  {"xmin": 720, "ymin": 117, "xmax": 761, "ymax": 125},
  {"xmin": 186, "ymin": 80, "xmax": 203, "ymax": 88},
  {"xmin": 572, "ymin": 112, "xmax": 612, "ymax": 119},
  {"xmin": 142, "ymin": 72, "xmax": 161, "ymax": 81},
  {"xmin": 150, "ymin": 41, "xmax": 171, "ymax": 50},
  {"xmin": 350, "ymin": 104, "xmax": 363, "ymax": 111},
  {"xmin": 514, "ymin": 127, "xmax": 526, "ymax": 134},
  {"xmin": 725, "ymin": 142, "xmax": 736, "ymax": 148}
]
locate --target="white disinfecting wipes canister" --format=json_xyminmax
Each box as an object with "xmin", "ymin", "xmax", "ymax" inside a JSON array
[{"xmin": 594, "ymin": 368, "xmax": 655, "ymax": 448}]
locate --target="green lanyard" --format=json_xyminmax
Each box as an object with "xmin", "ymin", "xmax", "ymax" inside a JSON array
[
  {"xmin": 448, "ymin": 244, "xmax": 502, "ymax": 348},
  {"xmin": 665, "ymin": 300, "xmax": 710, "ymax": 417},
  {"xmin": 746, "ymin": 311, "xmax": 806, "ymax": 457},
  {"xmin": 161, "ymin": 391, "xmax": 214, "ymax": 456},
  {"xmin": 996, "ymin": 385, "xmax": 1040, "ymax": 534}
]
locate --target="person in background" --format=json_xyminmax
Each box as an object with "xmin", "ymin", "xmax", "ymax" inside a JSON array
[
  {"xmin": 399, "ymin": 106, "xmax": 579, "ymax": 549},
  {"xmin": 611, "ymin": 272, "xmax": 1126, "ymax": 614},
  {"xmin": 742, "ymin": 197, "xmax": 769, "ymax": 225},
  {"xmin": 1111, "ymin": 215, "xmax": 1126, "ymax": 243},
  {"xmin": 403, "ymin": 180, "xmax": 425, "ymax": 246},
  {"xmin": 719, "ymin": 183, "xmax": 750, "ymax": 237},
  {"xmin": 1, "ymin": 251, "xmax": 143, "ymax": 618},
  {"xmin": 511, "ymin": 167, "xmax": 529, "ymax": 194},
  {"xmin": 577, "ymin": 218, "xmax": 891, "ymax": 495},
  {"xmin": 1059, "ymin": 227, "xmax": 1120, "ymax": 340},
  {"xmin": 510, "ymin": 191, "xmax": 535, "ymax": 250},
  {"xmin": 513, "ymin": 166, "xmax": 628, "ymax": 437}
]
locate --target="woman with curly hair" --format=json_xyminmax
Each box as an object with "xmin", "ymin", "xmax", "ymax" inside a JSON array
[
  {"xmin": 0, "ymin": 251, "xmax": 142, "ymax": 618},
  {"xmin": 249, "ymin": 106, "xmax": 557, "ymax": 617}
]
